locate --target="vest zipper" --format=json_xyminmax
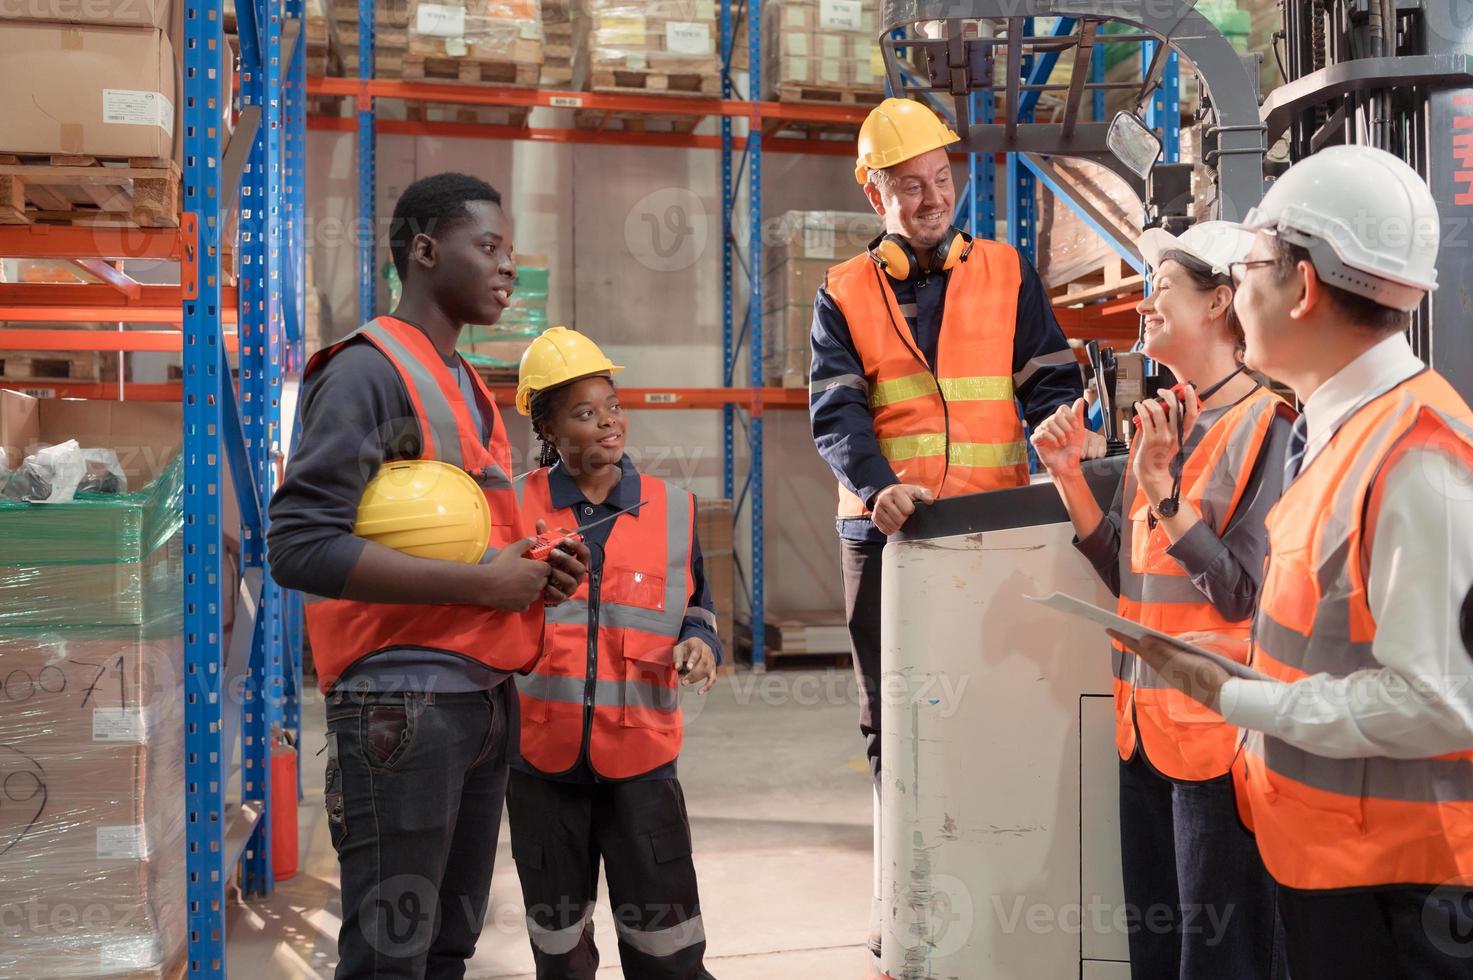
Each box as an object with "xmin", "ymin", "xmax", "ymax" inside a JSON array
[{"xmin": 581, "ymin": 560, "xmax": 601, "ymax": 761}]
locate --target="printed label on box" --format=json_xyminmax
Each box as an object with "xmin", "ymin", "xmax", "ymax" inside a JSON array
[
  {"xmin": 600, "ymin": 14, "xmax": 646, "ymax": 46},
  {"xmin": 93, "ymin": 707, "xmax": 145, "ymax": 742},
  {"xmin": 102, "ymin": 90, "xmax": 170, "ymax": 132},
  {"xmin": 97, "ymin": 825, "xmax": 144, "ymax": 861},
  {"xmin": 804, "ymin": 213, "xmax": 837, "ymax": 258},
  {"xmin": 819, "ymin": 0, "xmax": 862, "ymax": 31},
  {"xmin": 415, "ymin": 3, "xmax": 467, "ymax": 37},
  {"xmin": 444, "ymin": 36, "xmax": 469, "ymax": 56},
  {"xmin": 666, "ymin": 21, "xmax": 711, "ymax": 55}
]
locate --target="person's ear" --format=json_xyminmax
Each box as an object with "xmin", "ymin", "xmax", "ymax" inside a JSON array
[
  {"xmin": 411, "ymin": 232, "xmax": 437, "ymax": 271},
  {"xmin": 862, "ymin": 179, "xmax": 886, "ymax": 218},
  {"xmin": 1290, "ymin": 259, "xmax": 1317, "ymax": 320},
  {"xmin": 1208, "ymin": 283, "xmax": 1233, "ymax": 320}
]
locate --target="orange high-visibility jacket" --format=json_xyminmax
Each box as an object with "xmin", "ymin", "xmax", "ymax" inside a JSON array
[
  {"xmin": 824, "ymin": 243, "xmax": 1030, "ymax": 516},
  {"xmin": 1238, "ymin": 369, "xmax": 1473, "ymax": 890},
  {"xmin": 303, "ymin": 316, "xmax": 542, "ymax": 692},
  {"xmin": 1114, "ymin": 386, "xmax": 1293, "ymax": 781},
  {"xmin": 514, "ymin": 469, "xmax": 694, "ymax": 780}
]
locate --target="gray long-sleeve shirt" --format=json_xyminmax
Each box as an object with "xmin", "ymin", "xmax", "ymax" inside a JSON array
[{"xmin": 1074, "ymin": 395, "xmax": 1294, "ymax": 621}]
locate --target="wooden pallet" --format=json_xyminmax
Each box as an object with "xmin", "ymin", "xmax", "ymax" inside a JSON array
[
  {"xmin": 401, "ymin": 55, "xmax": 538, "ymax": 87},
  {"xmin": 589, "ymin": 69, "xmax": 721, "ymax": 97},
  {"xmin": 572, "ymin": 109, "xmax": 700, "ymax": 135},
  {"xmin": 0, "ymin": 155, "xmax": 180, "ymax": 228},
  {"xmin": 0, "ymin": 350, "xmax": 107, "ymax": 383},
  {"xmin": 772, "ymin": 83, "xmax": 886, "ymax": 108},
  {"xmin": 404, "ymin": 103, "xmax": 532, "ymax": 127},
  {"xmin": 761, "ymin": 116, "xmax": 862, "ymax": 141}
]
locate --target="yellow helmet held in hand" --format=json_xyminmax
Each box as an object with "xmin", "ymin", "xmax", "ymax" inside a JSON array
[
  {"xmin": 353, "ymin": 459, "xmax": 490, "ymax": 564},
  {"xmin": 516, "ymin": 326, "xmax": 625, "ymax": 416},
  {"xmin": 854, "ymin": 97, "xmax": 961, "ymax": 185}
]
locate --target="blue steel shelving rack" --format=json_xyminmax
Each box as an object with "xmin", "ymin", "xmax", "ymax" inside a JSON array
[{"xmin": 183, "ymin": 0, "xmax": 306, "ymax": 973}]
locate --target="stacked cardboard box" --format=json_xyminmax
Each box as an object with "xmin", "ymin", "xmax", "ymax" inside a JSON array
[
  {"xmin": 696, "ymin": 497, "xmax": 734, "ymax": 658},
  {"xmin": 1035, "ymin": 158, "xmax": 1143, "ymax": 291},
  {"xmin": 402, "ymin": 0, "xmax": 543, "ymax": 85},
  {"xmin": 337, "ymin": 0, "xmax": 412, "ymax": 76},
  {"xmin": 540, "ymin": 0, "xmax": 574, "ymax": 86},
  {"xmin": 0, "ymin": 392, "xmax": 185, "ymax": 980},
  {"xmin": 763, "ymin": 0, "xmax": 886, "ymax": 104},
  {"xmin": 761, "ymin": 210, "xmax": 883, "ymax": 388},
  {"xmin": 573, "ymin": 0, "xmax": 720, "ymax": 96},
  {"xmin": 0, "ymin": 0, "xmax": 234, "ymax": 229}
]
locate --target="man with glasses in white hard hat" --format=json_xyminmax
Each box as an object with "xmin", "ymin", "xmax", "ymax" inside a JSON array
[
  {"xmin": 1110, "ymin": 145, "xmax": 1473, "ymax": 976},
  {"xmin": 808, "ymin": 96, "xmax": 1081, "ymax": 962}
]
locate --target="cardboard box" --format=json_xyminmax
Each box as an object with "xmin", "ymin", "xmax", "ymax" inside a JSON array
[
  {"xmin": 0, "ymin": 0, "xmax": 172, "ymax": 29},
  {"xmin": 0, "ymin": 390, "xmax": 180, "ymax": 489},
  {"xmin": 0, "ymin": 24, "xmax": 176, "ymax": 159}
]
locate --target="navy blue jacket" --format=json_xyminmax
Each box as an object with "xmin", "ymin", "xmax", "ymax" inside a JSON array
[{"xmin": 809, "ymin": 246, "xmax": 1082, "ymax": 543}]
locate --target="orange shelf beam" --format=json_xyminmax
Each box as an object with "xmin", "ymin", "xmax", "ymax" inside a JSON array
[
  {"xmin": 0, "ymin": 225, "xmax": 185, "ymax": 260},
  {"xmin": 485, "ymin": 385, "xmax": 807, "ymax": 411},
  {"xmin": 0, "ymin": 329, "xmax": 240, "ymax": 353},
  {"xmin": 0, "ymin": 284, "xmax": 239, "ymax": 324},
  {"xmin": 0, "ymin": 380, "xmax": 184, "ymax": 400},
  {"xmin": 307, "ymin": 114, "xmax": 856, "ymax": 156}
]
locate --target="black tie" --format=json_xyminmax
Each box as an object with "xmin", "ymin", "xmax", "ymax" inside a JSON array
[{"xmin": 1284, "ymin": 415, "xmax": 1308, "ymax": 486}]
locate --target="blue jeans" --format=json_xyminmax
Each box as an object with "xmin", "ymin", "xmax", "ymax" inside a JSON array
[
  {"xmin": 1118, "ymin": 750, "xmax": 1286, "ymax": 980},
  {"xmin": 324, "ymin": 686, "xmax": 511, "ymax": 979}
]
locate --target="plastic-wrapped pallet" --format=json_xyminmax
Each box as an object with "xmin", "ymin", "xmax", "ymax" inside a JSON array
[
  {"xmin": 1035, "ymin": 159, "xmax": 1143, "ymax": 290},
  {"xmin": 540, "ymin": 0, "xmax": 573, "ymax": 86},
  {"xmin": 404, "ymin": 0, "xmax": 543, "ymax": 85},
  {"xmin": 0, "ymin": 460, "xmax": 186, "ymax": 980},
  {"xmin": 459, "ymin": 258, "xmax": 551, "ymax": 380},
  {"xmin": 762, "ymin": 210, "xmax": 883, "ymax": 388},
  {"xmin": 763, "ymin": 0, "xmax": 886, "ymax": 103},
  {"xmin": 573, "ymin": 0, "xmax": 720, "ymax": 96}
]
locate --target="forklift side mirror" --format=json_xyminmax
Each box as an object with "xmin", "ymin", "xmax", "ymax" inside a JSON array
[{"xmin": 1107, "ymin": 111, "xmax": 1162, "ymax": 179}]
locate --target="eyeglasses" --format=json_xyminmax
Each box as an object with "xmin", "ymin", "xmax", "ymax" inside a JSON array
[{"xmin": 1229, "ymin": 259, "xmax": 1278, "ymax": 286}]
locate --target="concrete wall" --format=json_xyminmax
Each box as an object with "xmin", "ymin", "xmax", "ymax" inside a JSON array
[{"xmin": 305, "ymin": 124, "xmax": 868, "ymax": 618}]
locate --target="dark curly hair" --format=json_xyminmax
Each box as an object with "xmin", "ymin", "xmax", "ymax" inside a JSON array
[
  {"xmin": 529, "ymin": 387, "xmax": 563, "ymax": 468},
  {"xmin": 388, "ymin": 173, "xmax": 503, "ymax": 282}
]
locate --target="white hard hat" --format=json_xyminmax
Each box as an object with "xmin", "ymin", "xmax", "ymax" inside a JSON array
[
  {"xmin": 1137, "ymin": 221, "xmax": 1255, "ymax": 277},
  {"xmin": 1233, "ymin": 144, "xmax": 1439, "ymax": 312}
]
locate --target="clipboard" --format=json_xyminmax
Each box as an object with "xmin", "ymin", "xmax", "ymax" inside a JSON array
[{"xmin": 1025, "ymin": 591, "xmax": 1271, "ymax": 682}]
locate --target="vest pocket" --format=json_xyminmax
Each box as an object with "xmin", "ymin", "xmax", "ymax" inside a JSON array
[{"xmin": 619, "ymin": 637, "xmax": 681, "ymax": 732}]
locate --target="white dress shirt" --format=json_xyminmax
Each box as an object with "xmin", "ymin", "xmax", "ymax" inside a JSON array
[{"xmin": 1220, "ymin": 333, "xmax": 1473, "ymax": 759}]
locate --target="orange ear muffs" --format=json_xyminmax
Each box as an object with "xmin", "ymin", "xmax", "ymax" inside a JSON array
[{"xmin": 868, "ymin": 228, "xmax": 974, "ymax": 281}]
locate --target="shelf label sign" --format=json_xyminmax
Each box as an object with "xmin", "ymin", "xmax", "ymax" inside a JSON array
[
  {"xmin": 416, "ymin": 3, "xmax": 467, "ymax": 38},
  {"xmin": 666, "ymin": 21, "xmax": 712, "ymax": 56},
  {"xmin": 549, "ymin": 95, "xmax": 585, "ymax": 108},
  {"xmin": 644, "ymin": 393, "xmax": 680, "ymax": 404},
  {"xmin": 819, "ymin": 0, "xmax": 862, "ymax": 32}
]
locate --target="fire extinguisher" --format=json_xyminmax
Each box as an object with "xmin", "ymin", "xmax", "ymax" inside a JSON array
[{"xmin": 271, "ymin": 726, "xmax": 300, "ymax": 882}]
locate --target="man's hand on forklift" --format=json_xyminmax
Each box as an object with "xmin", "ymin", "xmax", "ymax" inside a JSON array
[{"xmin": 871, "ymin": 484, "xmax": 934, "ymax": 535}]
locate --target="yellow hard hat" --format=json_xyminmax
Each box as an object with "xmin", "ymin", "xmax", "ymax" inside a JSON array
[
  {"xmin": 854, "ymin": 97, "xmax": 961, "ymax": 185},
  {"xmin": 516, "ymin": 326, "xmax": 624, "ymax": 416},
  {"xmin": 353, "ymin": 459, "xmax": 490, "ymax": 564}
]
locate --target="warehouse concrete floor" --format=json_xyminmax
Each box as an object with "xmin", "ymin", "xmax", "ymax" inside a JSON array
[{"xmin": 227, "ymin": 668, "xmax": 875, "ymax": 979}]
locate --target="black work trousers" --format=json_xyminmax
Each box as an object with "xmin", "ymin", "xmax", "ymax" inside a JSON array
[
  {"xmin": 1277, "ymin": 882, "xmax": 1473, "ymax": 979},
  {"xmin": 841, "ymin": 537, "xmax": 885, "ymax": 785},
  {"xmin": 506, "ymin": 769, "xmax": 713, "ymax": 980},
  {"xmin": 324, "ymin": 685, "xmax": 511, "ymax": 980}
]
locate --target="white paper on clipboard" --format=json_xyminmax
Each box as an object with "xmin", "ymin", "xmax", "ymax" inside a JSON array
[{"xmin": 1025, "ymin": 591, "xmax": 1271, "ymax": 682}]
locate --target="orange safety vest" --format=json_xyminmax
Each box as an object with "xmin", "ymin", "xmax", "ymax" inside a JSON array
[
  {"xmin": 301, "ymin": 316, "xmax": 542, "ymax": 692},
  {"xmin": 1238, "ymin": 369, "xmax": 1473, "ymax": 890},
  {"xmin": 514, "ymin": 469, "xmax": 695, "ymax": 780},
  {"xmin": 824, "ymin": 243, "xmax": 1030, "ymax": 517},
  {"xmin": 1114, "ymin": 386, "xmax": 1293, "ymax": 781}
]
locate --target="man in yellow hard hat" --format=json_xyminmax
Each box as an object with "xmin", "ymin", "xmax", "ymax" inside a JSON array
[
  {"xmin": 808, "ymin": 97, "xmax": 1081, "ymax": 957},
  {"xmin": 268, "ymin": 173, "xmax": 588, "ymax": 978}
]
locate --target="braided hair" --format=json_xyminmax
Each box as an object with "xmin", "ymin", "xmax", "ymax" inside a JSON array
[{"xmin": 528, "ymin": 388, "xmax": 562, "ymax": 468}]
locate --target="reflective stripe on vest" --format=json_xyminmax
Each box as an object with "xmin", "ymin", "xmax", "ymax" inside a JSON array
[
  {"xmin": 514, "ymin": 469, "xmax": 694, "ymax": 780},
  {"xmin": 1113, "ymin": 387, "xmax": 1289, "ymax": 781},
  {"xmin": 1242, "ymin": 370, "xmax": 1473, "ymax": 891},
  {"xmin": 300, "ymin": 316, "xmax": 539, "ymax": 692},
  {"xmin": 825, "ymin": 243, "xmax": 1030, "ymax": 516}
]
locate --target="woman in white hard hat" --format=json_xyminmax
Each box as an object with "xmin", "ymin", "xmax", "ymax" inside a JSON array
[
  {"xmin": 1032, "ymin": 222, "xmax": 1295, "ymax": 979},
  {"xmin": 506, "ymin": 326, "xmax": 720, "ymax": 980}
]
